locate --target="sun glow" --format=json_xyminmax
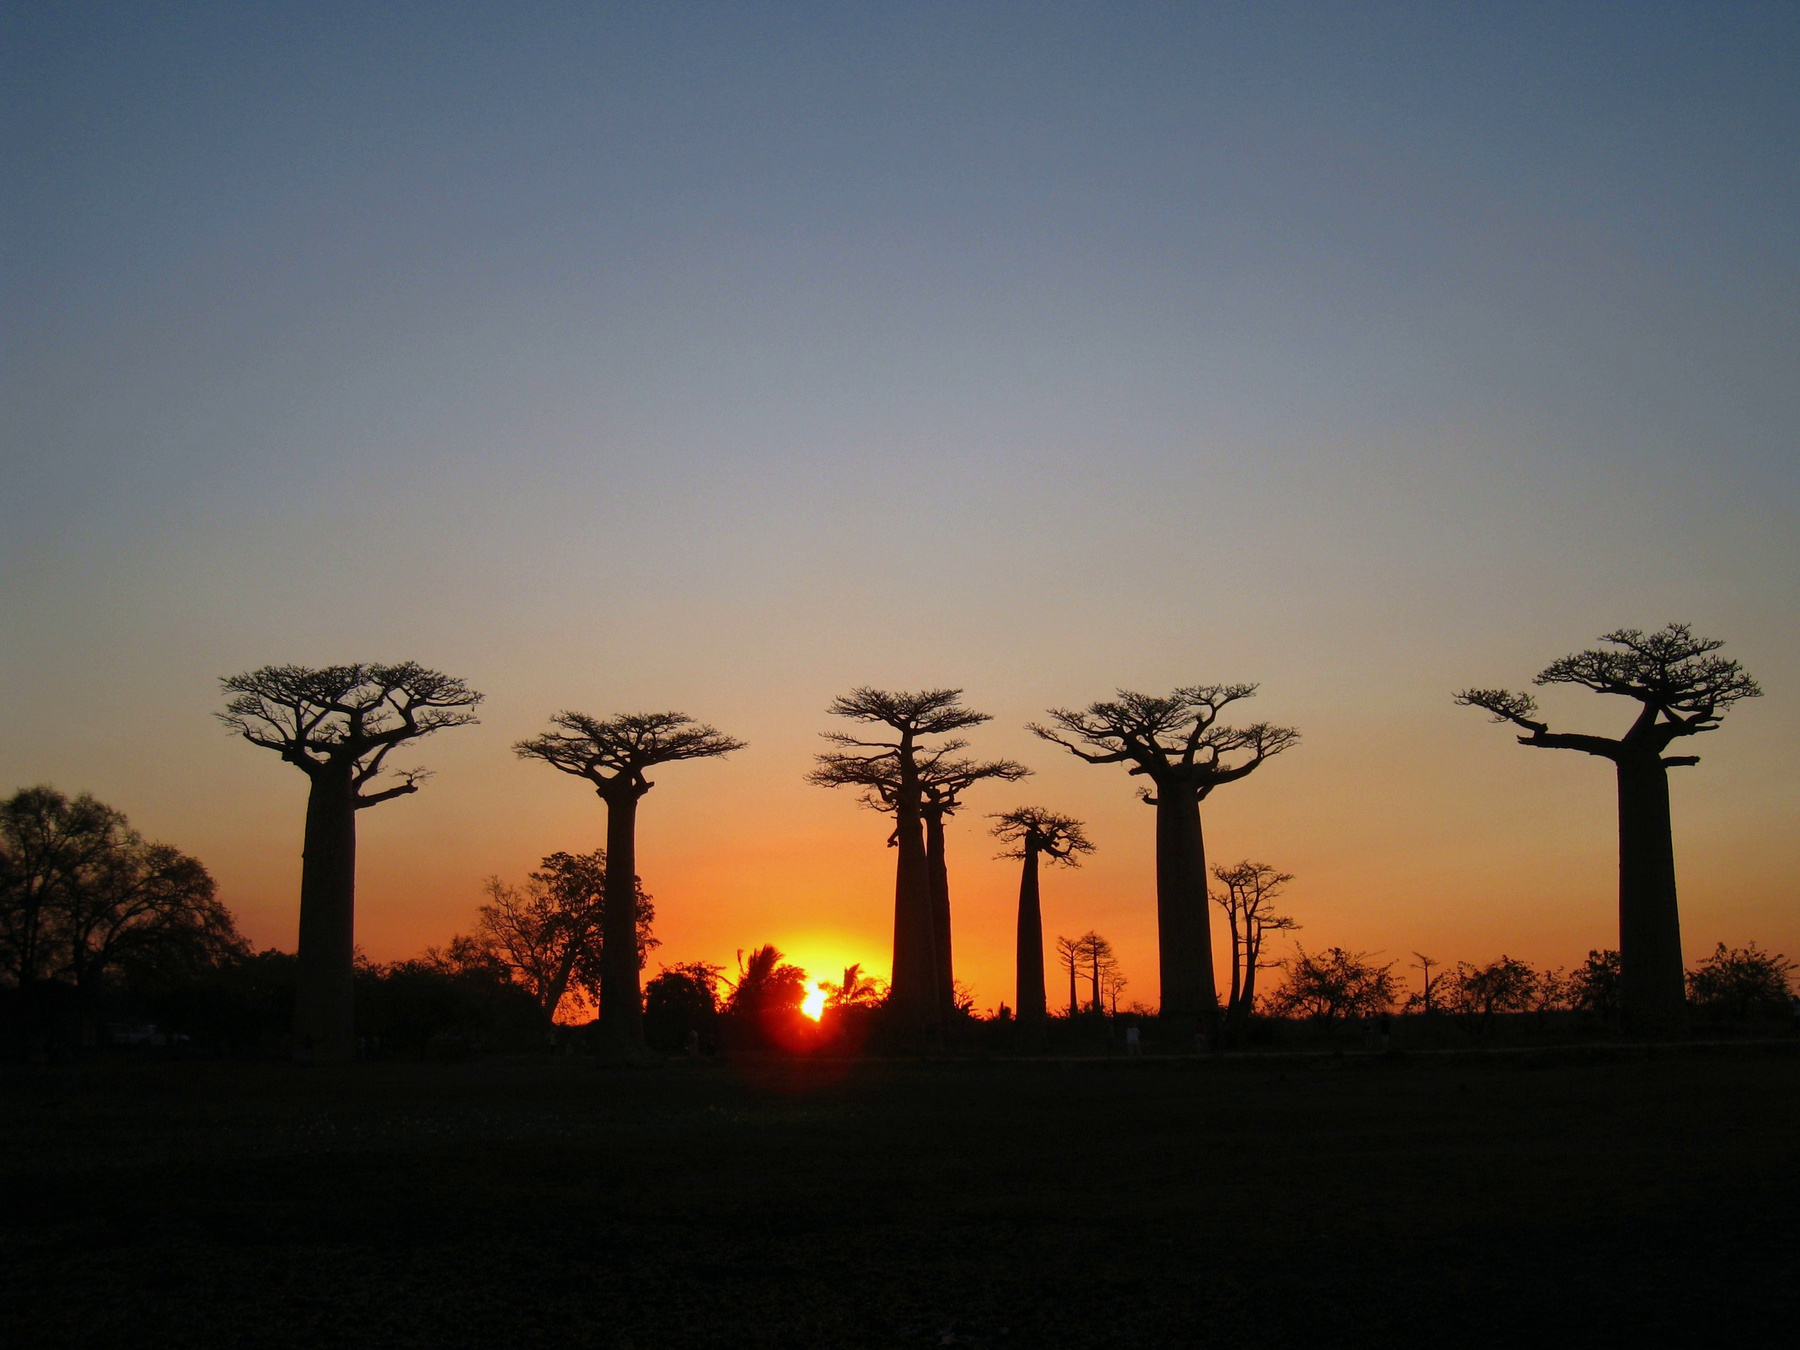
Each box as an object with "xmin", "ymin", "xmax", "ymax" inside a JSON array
[{"xmin": 801, "ymin": 982, "xmax": 827, "ymax": 1021}]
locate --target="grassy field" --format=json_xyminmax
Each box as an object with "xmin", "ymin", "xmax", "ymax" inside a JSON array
[{"xmin": 4, "ymin": 1044, "xmax": 1796, "ymax": 1347}]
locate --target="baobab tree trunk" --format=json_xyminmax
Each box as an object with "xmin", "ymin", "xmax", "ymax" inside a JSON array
[
  {"xmin": 296, "ymin": 766, "xmax": 358, "ymax": 1063},
  {"xmin": 1015, "ymin": 842, "xmax": 1047, "ymax": 1033},
  {"xmin": 1616, "ymin": 757, "xmax": 1686, "ymax": 1033},
  {"xmin": 890, "ymin": 797, "xmax": 940, "ymax": 1034},
  {"xmin": 924, "ymin": 808, "xmax": 956, "ymax": 1022},
  {"xmin": 1155, "ymin": 783, "xmax": 1218, "ymax": 1046},
  {"xmin": 599, "ymin": 791, "xmax": 650, "ymax": 1059}
]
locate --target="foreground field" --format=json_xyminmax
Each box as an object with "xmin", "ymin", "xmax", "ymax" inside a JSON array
[{"xmin": 4, "ymin": 1045, "xmax": 1796, "ymax": 1347}]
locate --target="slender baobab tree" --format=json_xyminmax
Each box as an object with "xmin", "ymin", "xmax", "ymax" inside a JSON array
[
  {"xmin": 516, "ymin": 711, "xmax": 744, "ymax": 1059},
  {"xmin": 808, "ymin": 689, "xmax": 989, "ymax": 1033},
  {"xmin": 1032, "ymin": 686, "xmax": 1298, "ymax": 1043},
  {"xmin": 990, "ymin": 808, "xmax": 1093, "ymax": 1035},
  {"xmin": 920, "ymin": 756, "xmax": 1029, "ymax": 1021},
  {"xmin": 1457, "ymin": 623, "xmax": 1760, "ymax": 1031},
  {"xmin": 1210, "ymin": 860, "xmax": 1297, "ymax": 1040},
  {"xmin": 219, "ymin": 663, "xmax": 482, "ymax": 1061}
]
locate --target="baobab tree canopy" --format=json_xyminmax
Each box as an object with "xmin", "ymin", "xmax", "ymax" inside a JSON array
[
  {"xmin": 1456, "ymin": 624, "xmax": 1760, "ymax": 1032},
  {"xmin": 1456, "ymin": 624, "xmax": 1761, "ymax": 763},
  {"xmin": 514, "ymin": 710, "xmax": 746, "ymax": 801},
  {"xmin": 1030, "ymin": 685, "xmax": 1299, "ymax": 798},
  {"xmin": 990, "ymin": 807, "xmax": 1094, "ymax": 864},
  {"xmin": 218, "ymin": 662, "xmax": 483, "ymax": 1062},
  {"xmin": 219, "ymin": 662, "xmax": 484, "ymax": 801}
]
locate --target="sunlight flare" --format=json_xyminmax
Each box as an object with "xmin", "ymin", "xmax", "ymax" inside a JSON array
[{"xmin": 802, "ymin": 981, "xmax": 827, "ymax": 1021}]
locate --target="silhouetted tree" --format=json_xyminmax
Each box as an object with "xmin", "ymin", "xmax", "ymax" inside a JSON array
[
  {"xmin": 644, "ymin": 961, "xmax": 722, "ymax": 1052},
  {"xmin": 990, "ymin": 808, "xmax": 1093, "ymax": 1034},
  {"xmin": 1442, "ymin": 956, "xmax": 1542, "ymax": 1038},
  {"xmin": 1410, "ymin": 952, "xmax": 1440, "ymax": 1015},
  {"xmin": 1210, "ymin": 860, "xmax": 1297, "ymax": 1040},
  {"xmin": 1032, "ymin": 687, "xmax": 1298, "ymax": 1042},
  {"xmin": 808, "ymin": 689, "xmax": 990, "ymax": 1033},
  {"xmin": 515, "ymin": 711, "xmax": 743, "ymax": 1060},
  {"xmin": 1568, "ymin": 948, "xmax": 1621, "ymax": 1019},
  {"xmin": 1102, "ymin": 967, "xmax": 1128, "ymax": 1016},
  {"xmin": 462, "ymin": 849, "xmax": 656, "ymax": 1024},
  {"xmin": 1074, "ymin": 931, "xmax": 1117, "ymax": 1014},
  {"xmin": 920, "ymin": 756, "xmax": 1028, "ymax": 1021},
  {"xmin": 0, "ymin": 787, "xmax": 243, "ymax": 1029},
  {"xmin": 1269, "ymin": 946, "xmax": 1397, "ymax": 1024},
  {"xmin": 1055, "ymin": 934, "xmax": 1082, "ymax": 1017},
  {"xmin": 823, "ymin": 962, "xmax": 886, "ymax": 1009},
  {"xmin": 723, "ymin": 944, "xmax": 808, "ymax": 1048},
  {"xmin": 1457, "ymin": 624, "xmax": 1760, "ymax": 1031},
  {"xmin": 219, "ymin": 663, "xmax": 481, "ymax": 1061},
  {"xmin": 1686, "ymin": 943, "xmax": 1794, "ymax": 1020}
]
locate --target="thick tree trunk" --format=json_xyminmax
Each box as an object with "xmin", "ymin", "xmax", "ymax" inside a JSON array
[
  {"xmin": 924, "ymin": 807, "xmax": 955, "ymax": 1021},
  {"xmin": 1068, "ymin": 960, "xmax": 1078, "ymax": 1018},
  {"xmin": 890, "ymin": 795, "xmax": 940, "ymax": 1034},
  {"xmin": 1154, "ymin": 783, "xmax": 1218, "ymax": 1045},
  {"xmin": 599, "ymin": 791, "xmax": 651, "ymax": 1059},
  {"xmin": 1616, "ymin": 757, "xmax": 1686, "ymax": 1034},
  {"xmin": 296, "ymin": 767, "xmax": 358, "ymax": 1063},
  {"xmin": 1014, "ymin": 843, "xmax": 1046, "ymax": 1033}
]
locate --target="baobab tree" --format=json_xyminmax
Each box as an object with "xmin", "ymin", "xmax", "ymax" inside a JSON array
[
  {"xmin": 1457, "ymin": 623, "xmax": 1760, "ymax": 1032},
  {"xmin": 219, "ymin": 662, "xmax": 482, "ymax": 1062},
  {"xmin": 990, "ymin": 807, "xmax": 1093, "ymax": 1033},
  {"xmin": 516, "ymin": 710, "xmax": 744, "ymax": 1059},
  {"xmin": 1210, "ymin": 860, "xmax": 1297, "ymax": 1038},
  {"xmin": 1032, "ymin": 686, "xmax": 1298, "ymax": 1042},
  {"xmin": 808, "ymin": 689, "xmax": 991, "ymax": 1032},
  {"xmin": 920, "ymin": 756, "xmax": 1029, "ymax": 1021}
]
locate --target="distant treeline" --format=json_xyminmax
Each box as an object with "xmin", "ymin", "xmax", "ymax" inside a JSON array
[{"xmin": 2, "ymin": 784, "xmax": 1792, "ymax": 1062}]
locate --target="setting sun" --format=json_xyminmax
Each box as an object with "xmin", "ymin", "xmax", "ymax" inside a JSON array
[{"xmin": 801, "ymin": 982, "xmax": 827, "ymax": 1021}]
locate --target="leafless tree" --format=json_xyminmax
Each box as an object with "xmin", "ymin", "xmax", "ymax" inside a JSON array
[
  {"xmin": 1411, "ymin": 952, "xmax": 1440, "ymax": 1014},
  {"xmin": 808, "ymin": 689, "xmax": 990, "ymax": 1033},
  {"xmin": 220, "ymin": 663, "xmax": 482, "ymax": 1061},
  {"xmin": 1103, "ymin": 967, "xmax": 1129, "ymax": 1016},
  {"xmin": 516, "ymin": 711, "xmax": 743, "ymax": 1059},
  {"xmin": 1055, "ymin": 934, "xmax": 1083, "ymax": 1018},
  {"xmin": 1457, "ymin": 624, "xmax": 1760, "ymax": 1031},
  {"xmin": 1210, "ymin": 860, "xmax": 1297, "ymax": 1038},
  {"xmin": 1074, "ymin": 931, "xmax": 1118, "ymax": 1015},
  {"xmin": 990, "ymin": 808, "xmax": 1093, "ymax": 1033},
  {"xmin": 1032, "ymin": 686, "xmax": 1298, "ymax": 1042}
]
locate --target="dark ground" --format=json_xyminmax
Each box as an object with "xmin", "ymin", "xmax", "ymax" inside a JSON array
[{"xmin": 3, "ymin": 1043, "xmax": 1796, "ymax": 1348}]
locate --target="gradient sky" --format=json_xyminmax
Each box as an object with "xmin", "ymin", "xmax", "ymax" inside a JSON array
[{"xmin": 4, "ymin": 2, "xmax": 1796, "ymax": 1010}]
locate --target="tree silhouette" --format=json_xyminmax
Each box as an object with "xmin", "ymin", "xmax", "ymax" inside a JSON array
[
  {"xmin": 1055, "ymin": 934, "xmax": 1082, "ymax": 1017},
  {"xmin": 808, "ymin": 689, "xmax": 991, "ymax": 1032},
  {"xmin": 1071, "ymin": 931, "xmax": 1118, "ymax": 1015},
  {"xmin": 1032, "ymin": 686, "xmax": 1298, "ymax": 1042},
  {"xmin": 990, "ymin": 808, "xmax": 1093, "ymax": 1034},
  {"xmin": 1210, "ymin": 860, "xmax": 1297, "ymax": 1039},
  {"xmin": 1457, "ymin": 624, "xmax": 1760, "ymax": 1031},
  {"xmin": 219, "ymin": 663, "xmax": 482, "ymax": 1061},
  {"xmin": 515, "ymin": 710, "xmax": 744, "ymax": 1059},
  {"xmin": 919, "ymin": 757, "xmax": 1029, "ymax": 1021}
]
